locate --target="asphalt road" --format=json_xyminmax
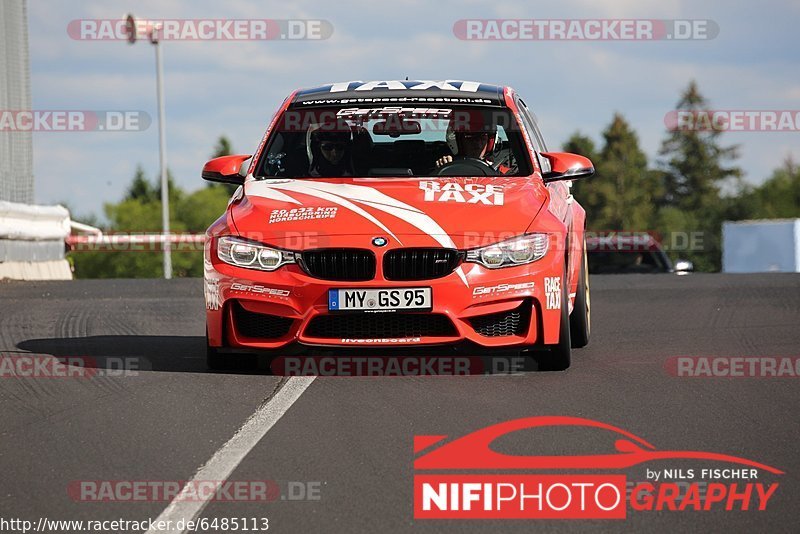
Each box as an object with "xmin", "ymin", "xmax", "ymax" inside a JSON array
[{"xmin": 0, "ymin": 274, "xmax": 798, "ymax": 533}]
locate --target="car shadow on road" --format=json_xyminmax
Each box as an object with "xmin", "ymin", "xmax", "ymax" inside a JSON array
[
  {"xmin": 15, "ymin": 336, "xmax": 556, "ymax": 376},
  {"xmin": 16, "ymin": 335, "xmax": 229, "ymax": 375}
]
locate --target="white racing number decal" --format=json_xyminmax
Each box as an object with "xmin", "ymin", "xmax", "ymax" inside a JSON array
[
  {"xmin": 204, "ymin": 279, "xmax": 221, "ymax": 310},
  {"xmin": 473, "ymin": 281, "xmax": 535, "ymax": 297},
  {"xmin": 544, "ymin": 276, "xmax": 561, "ymax": 310},
  {"xmin": 301, "ymin": 97, "xmax": 492, "ymax": 106},
  {"xmin": 329, "ymin": 80, "xmax": 481, "ymax": 93},
  {"xmin": 269, "ymin": 206, "xmax": 337, "ymax": 223},
  {"xmin": 419, "ymin": 181, "xmax": 504, "ymax": 206},
  {"xmin": 230, "ymin": 283, "xmax": 291, "ymax": 298}
]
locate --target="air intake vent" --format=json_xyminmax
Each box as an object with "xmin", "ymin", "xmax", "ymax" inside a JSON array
[
  {"xmin": 383, "ymin": 248, "xmax": 461, "ymax": 281},
  {"xmin": 232, "ymin": 302, "xmax": 294, "ymax": 339},
  {"xmin": 305, "ymin": 313, "xmax": 457, "ymax": 339},
  {"xmin": 469, "ymin": 302, "xmax": 531, "ymax": 337},
  {"xmin": 299, "ymin": 249, "xmax": 376, "ymax": 281}
]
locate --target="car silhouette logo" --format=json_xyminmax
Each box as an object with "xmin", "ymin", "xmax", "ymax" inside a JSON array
[{"xmin": 414, "ymin": 416, "xmax": 784, "ymax": 473}]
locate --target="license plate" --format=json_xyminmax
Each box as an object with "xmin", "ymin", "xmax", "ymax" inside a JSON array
[{"xmin": 328, "ymin": 288, "xmax": 431, "ymax": 312}]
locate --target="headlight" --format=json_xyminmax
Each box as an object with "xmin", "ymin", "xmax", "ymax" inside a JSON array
[
  {"xmin": 217, "ymin": 236, "xmax": 295, "ymax": 271},
  {"xmin": 465, "ymin": 234, "xmax": 549, "ymax": 269}
]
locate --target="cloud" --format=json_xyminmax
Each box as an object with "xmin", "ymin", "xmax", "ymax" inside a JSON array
[{"xmin": 26, "ymin": 0, "xmax": 800, "ymax": 216}]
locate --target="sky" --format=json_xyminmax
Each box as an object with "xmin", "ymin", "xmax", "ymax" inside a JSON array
[{"xmin": 25, "ymin": 0, "xmax": 800, "ymax": 219}]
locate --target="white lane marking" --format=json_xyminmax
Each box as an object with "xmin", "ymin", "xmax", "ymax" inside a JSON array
[{"xmin": 146, "ymin": 376, "xmax": 316, "ymax": 533}]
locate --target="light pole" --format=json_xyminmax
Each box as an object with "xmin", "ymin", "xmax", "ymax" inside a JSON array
[{"xmin": 125, "ymin": 14, "xmax": 172, "ymax": 279}]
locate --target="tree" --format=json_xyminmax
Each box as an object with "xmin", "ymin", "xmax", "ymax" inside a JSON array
[
  {"xmin": 658, "ymin": 81, "xmax": 741, "ymax": 210},
  {"xmin": 175, "ymin": 186, "xmax": 232, "ymax": 232},
  {"xmin": 563, "ymin": 132, "xmax": 601, "ymax": 226},
  {"xmin": 745, "ymin": 158, "xmax": 800, "ymax": 219},
  {"xmin": 656, "ymin": 81, "xmax": 743, "ymax": 271},
  {"xmin": 562, "ymin": 116, "xmax": 659, "ymax": 232},
  {"xmin": 71, "ymin": 134, "xmax": 241, "ymax": 278},
  {"xmin": 562, "ymin": 132, "xmax": 598, "ymax": 163},
  {"xmin": 125, "ymin": 165, "xmax": 157, "ymax": 202},
  {"xmin": 212, "ymin": 135, "xmax": 233, "ymax": 158},
  {"xmin": 596, "ymin": 114, "xmax": 659, "ymax": 230},
  {"xmin": 71, "ymin": 167, "xmax": 230, "ymax": 279},
  {"xmin": 155, "ymin": 169, "xmax": 184, "ymax": 205}
]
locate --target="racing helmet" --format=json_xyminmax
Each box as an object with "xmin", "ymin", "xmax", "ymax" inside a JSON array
[
  {"xmin": 445, "ymin": 111, "xmax": 498, "ymax": 156},
  {"xmin": 307, "ymin": 120, "xmax": 353, "ymax": 175}
]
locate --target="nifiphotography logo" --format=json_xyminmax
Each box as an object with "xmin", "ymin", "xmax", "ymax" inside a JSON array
[{"xmin": 413, "ymin": 416, "xmax": 783, "ymax": 520}]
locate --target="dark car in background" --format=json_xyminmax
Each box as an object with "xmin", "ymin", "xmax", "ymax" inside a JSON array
[{"xmin": 586, "ymin": 233, "xmax": 693, "ymax": 274}]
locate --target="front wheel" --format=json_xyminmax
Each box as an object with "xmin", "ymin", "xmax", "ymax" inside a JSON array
[
  {"xmin": 206, "ymin": 330, "xmax": 255, "ymax": 371},
  {"xmin": 569, "ymin": 245, "xmax": 591, "ymax": 348},
  {"xmin": 206, "ymin": 332, "xmax": 230, "ymax": 371},
  {"xmin": 537, "ymin": 266, "xmax": 571, "ymax": 371}
]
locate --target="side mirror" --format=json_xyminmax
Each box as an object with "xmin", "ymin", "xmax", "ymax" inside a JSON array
[
  {"xmin": 202, "ymin": 154, "xmax": 252, "ymax": 185},
  {"xmin": 674, "ymin": 259, "xmax": 694, "ymax": 274},
  {"xmin": 540, "ymin": 152, "xmax": 594, "ymax": 183}
]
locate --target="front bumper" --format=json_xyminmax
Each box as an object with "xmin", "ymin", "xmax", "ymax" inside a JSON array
[{"xmin": 205, "ymin": 245, "xmax": 566, "ymax": 350}]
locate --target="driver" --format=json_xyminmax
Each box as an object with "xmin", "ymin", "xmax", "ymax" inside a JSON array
[
  {"xmin": 436, "ymin": 132, "xmax": 491, "ymax": 168},
  {"xmin": 434, "ymin": 117, "xmax": 498, "ymax": 169},
  {"xmin": 307, "ymin": 121, "xmax": 353, "ymax": 177}
]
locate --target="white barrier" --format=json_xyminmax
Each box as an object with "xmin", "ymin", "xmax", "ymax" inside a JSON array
[
  {"xmin": 722, "ymin": 219, "xmax": 800, "ymax": 273},
  {"xmin": 0, "ymin": 260, "xmax": 72, "ymax": 280},
  {"xmin": 0, "ymin": 200, "xmax": 72, "ymax": 280},
  {"xmin": 0, "ymin": 200, "xmax": 70, "ymax": 241}
]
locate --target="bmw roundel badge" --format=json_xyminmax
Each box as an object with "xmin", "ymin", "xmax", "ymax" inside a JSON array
[{"xmin": 372, "ymin": 237, "xmax": 388, "ymax": 247}]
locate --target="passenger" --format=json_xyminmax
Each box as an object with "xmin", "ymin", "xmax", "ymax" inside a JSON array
[{"xmin": 307, "ymin": 122, "xmax": 354, "ymax": 177}]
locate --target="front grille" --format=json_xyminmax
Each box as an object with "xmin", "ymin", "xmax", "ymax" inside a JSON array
[
  {"xmin": 469, "ymin": 302, "xmax": 531, "ymax": 337},
  {"xmin": 305, "ymin": 313, "xmax": 458, "ymax": 339},
  {"xmin": 299, "ymin": 249, "xmax": 376, "ymax": 281},
  {"xmin": 232, "ymin": 302, "xmax": 294, "ymax": 339},
  {"xmin": 383, "ymin": 248, "xmax": 462, "ymax": 280}
]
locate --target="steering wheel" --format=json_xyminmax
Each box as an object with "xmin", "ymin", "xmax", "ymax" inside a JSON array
[{"xmin": 435, "ymin": 157, "xmax": 499, "ymax": 176}]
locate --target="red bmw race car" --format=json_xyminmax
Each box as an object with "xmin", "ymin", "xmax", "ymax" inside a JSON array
[{"xmin": 202, "ymin": 80, "xmax": 593, "ymax": 371}]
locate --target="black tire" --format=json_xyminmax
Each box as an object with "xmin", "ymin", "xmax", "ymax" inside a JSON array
[
  {"xmin": 206, "ymin": 329, "xmax": 255, "ymax": 371},
  {"xmin": 538, "ymin": 266, "xmax": 571, "ymax": 371},
  {"xmin": 569, "ymin": 246, "xmax": 591, "ymax": 348},
  {"xmin": 206, "ymin": 340, "xmax": 227, "ymax": 371}
]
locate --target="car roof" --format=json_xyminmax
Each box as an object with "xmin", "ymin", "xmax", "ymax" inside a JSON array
[{"xmin": 291, "ymin": 80, "xmax": 507, "ymax": 108}]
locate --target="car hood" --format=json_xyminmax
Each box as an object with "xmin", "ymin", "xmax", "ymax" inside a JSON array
[{"xmin": 230, "ymin": 177, "xmax": 548, "ymax": 249}]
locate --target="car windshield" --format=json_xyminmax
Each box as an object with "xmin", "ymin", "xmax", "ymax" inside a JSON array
[{"xmin": 255, "ymin": 106, "xmax": 532, "ymax": 178}]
